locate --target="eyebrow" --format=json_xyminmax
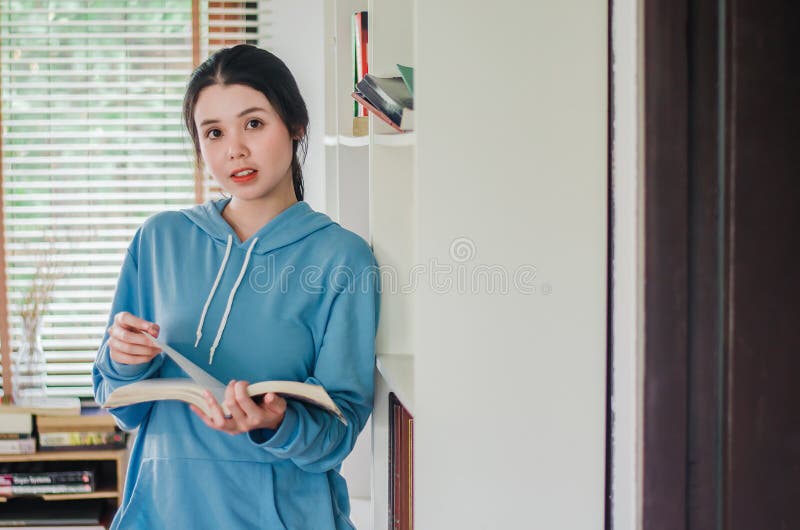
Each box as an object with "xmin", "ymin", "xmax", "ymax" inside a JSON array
[{"xmin": 199, "ymin": 107, "xmax": 268, "ymax": 127}]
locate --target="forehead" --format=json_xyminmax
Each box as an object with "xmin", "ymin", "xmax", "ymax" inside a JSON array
[{"xmin": 193, "ymin": 83, "xmax": 274, "ymax": 122}]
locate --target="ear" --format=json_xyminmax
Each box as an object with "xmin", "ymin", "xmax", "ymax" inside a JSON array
[{"xmin": 291, "ymin": 126, "xmax": 305, "ymax": 141}]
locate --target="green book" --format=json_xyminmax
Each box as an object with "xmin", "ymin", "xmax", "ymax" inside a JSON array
[{"xmin": 396, "ymin": 64, "xmax": 414, "ymax": 97}]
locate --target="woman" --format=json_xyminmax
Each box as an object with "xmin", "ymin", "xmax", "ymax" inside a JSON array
[{"xmin": 93, "ymin": 44, "xmax": 380, "ymax": 529}]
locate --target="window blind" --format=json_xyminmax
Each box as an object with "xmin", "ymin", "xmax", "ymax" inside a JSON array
[{"xmin": 0, "ymin": 0, "xmax": 268, "ymax": 400}]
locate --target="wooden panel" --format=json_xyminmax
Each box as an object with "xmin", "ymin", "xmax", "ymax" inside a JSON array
[
  {"xmin": 725, "ymin": 0, "xmax": 800, "ymax": 527},
  {"xmin": 642, "ymin": 0, "xmax": 690, "ymax": 527}
]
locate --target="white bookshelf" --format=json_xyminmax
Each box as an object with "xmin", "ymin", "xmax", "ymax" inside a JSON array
[
  {"xmin": 327, "ymin": 0, "xmax": 609, "ymax": 527},
  {"xmin": 325, "ymin": 0, "xmax": 416, "ymax": 528}
]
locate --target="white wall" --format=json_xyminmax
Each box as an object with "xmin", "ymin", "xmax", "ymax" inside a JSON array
[
  {"xmin": 267, "ymin": 0, "xmax": 326, "ymax": 212},
  {"xmin": 414, "ymin": 2, "xmax": 608, "ymax": 528}
]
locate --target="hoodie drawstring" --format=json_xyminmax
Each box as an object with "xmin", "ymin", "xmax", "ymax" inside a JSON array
[
  {"xmin": 195, "ymin": 234, "xmax": 233, "ymax": 349},
  {"xmin": 207, "ymin": 237, "xmax": 259, "ymax": 364}
]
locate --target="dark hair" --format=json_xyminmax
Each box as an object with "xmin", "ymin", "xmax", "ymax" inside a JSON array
[{"xmin": 182, "ymin": 44, "xmax": 309, "ymax": 201}]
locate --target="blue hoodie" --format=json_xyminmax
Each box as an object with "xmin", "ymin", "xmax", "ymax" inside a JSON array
[{"xmin": 93, "ymin": 199, "xmax": 380, "ymax": 529}]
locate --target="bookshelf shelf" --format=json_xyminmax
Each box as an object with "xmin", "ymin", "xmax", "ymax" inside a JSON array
[
  {"xmin": 0, "ymin": 449, "xmax": 126, "ymax": 463},
  {"xmin": 323, "ymin": 134, "xmax": 370, "ymax": 147},
  {"xmin": 374, "ymin": 131, "xmax": 416, "ymax": 147},
  {"xmin": 0, "ymin": 446, "xmax": 128, "ymax": 525},
  {"xmin": 376, "ymin": 354, "xmax": 414, "ymax": 414}
]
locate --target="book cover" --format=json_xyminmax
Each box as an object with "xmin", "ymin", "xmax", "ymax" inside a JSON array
[
  {"xmin": 351, "ymin": 91, "xmax": 414, "ymax": 132},
  {"xmin": 355, "ymin": 74, "xmax": 413, "ymax": 127},
  {"xmin": 396, "ymin": 64, "xmax": 414, "ymax": 97}
]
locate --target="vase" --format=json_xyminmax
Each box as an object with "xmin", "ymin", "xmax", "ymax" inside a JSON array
[{"xmin": 12, "ymin": 315, "xmax": 48, "ymax": 401}]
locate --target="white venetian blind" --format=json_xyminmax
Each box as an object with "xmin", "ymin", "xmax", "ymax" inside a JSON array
[{"xmin": 0, "ymin": 0, "xmax": 269, "ymax": 399}]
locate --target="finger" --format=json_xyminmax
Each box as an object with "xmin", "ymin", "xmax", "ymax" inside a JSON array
[
  {"xmin": 224, "ymin": 382, "xmax": 249, "ymax": 426},
  {"xmin": 189, "ymin": 404, "xmax": 216, "ymax": 428},
  {"xmin": 261, "ymin": 393, "xmax": 287, "ymax": 416},
  {"xmin": 113, "ymin": 312, "xmax": 160, "ymax": 336},
  {"xmin": 204, "ymin": 390, "xmax": 230, "ymax": 428},
  {"xmin": 108, "ymin": 326, "xmax": 163, "ymax": 351},
  {"xmin": 233, "ymin": 381, "xmax": 263, "ymax": 417},
  {"xmin": 107, "ymin": 337, "xmax": 161, "ymax": 359}
]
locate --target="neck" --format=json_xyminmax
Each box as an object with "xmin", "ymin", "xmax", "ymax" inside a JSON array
[{"xmin": 222, "ymin": 193, "xmax": 298, "ymax": 242}]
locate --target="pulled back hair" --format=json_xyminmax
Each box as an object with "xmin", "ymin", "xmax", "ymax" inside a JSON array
[{"xmin": 182, "ymin": 44, "xmax": 309, "ymax": 201}]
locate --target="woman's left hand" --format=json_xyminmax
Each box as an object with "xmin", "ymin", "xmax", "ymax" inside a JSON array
[{"xmin": 190, "ymin": 380, "xmax": 287, "ymax": 435}]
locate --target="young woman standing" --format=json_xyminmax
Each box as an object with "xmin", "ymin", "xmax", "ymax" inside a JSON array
[{"xmin": 93, "ymin": 44, "xmax": 379, "ymax": 529}]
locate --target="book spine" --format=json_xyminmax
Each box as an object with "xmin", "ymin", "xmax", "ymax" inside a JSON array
[
  {"xmin": 38, "ymin": 430, "xmax": 125, "ymax": 448},
  {"xmin": 0, "ymin": 483, "xmax": 94, "ymax": 495},
  {"xmin": 0, "ymin": 432, "xmax": 33, "ymax": 440},
  {"xmin": 352, "ymin": 11, "xmax": 358, "ymax": 117},
  {"xmin": 358, "ymin": 11, "xmax": 369, "ymax": 117},
  {"xmin": 0, "ymin": 470, "xmax": 94, "ymax": 486},
  {"xmin": 0, "ymin": 438, "xmax": 36, "ymax": 454}
]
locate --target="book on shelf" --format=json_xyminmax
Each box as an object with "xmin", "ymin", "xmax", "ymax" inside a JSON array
[
  {"xmin": 0, "ymin": 482, "xmax": 94, "ymax": 496},
  {"xmin": 1, "ymin": 470, "xmax": 94, "ymax": 487},
  {"xmin": 104, "ymin": 378, "xmax": 345, "ymax": 425},
  {"xmin": 0, "ymin": 411, "xmax": 33, "ymax": 436},
  {"xmin": 396, "ymin": 64, "xmax": 414, "ymax": 97},
  {"xmin": 352, "ymin": 91, "xmax": 414, "ymax": 133},
  {"xmin": 36, "ymin": 407, "xmax": 118, "ymax": 433},
  {"xmin": 353, "ymin": 10, "xmax": 369, "ymax": 118},
  {"xmin": 0, "ymin": 438, "xmax": 36, "ymax": 455},
  {"xmin": 0, "ymin": 396, "xmax": 81, "ymax": 417},
  {"xmin": 354, "ymin": 73, "xmax": 414, "ymax": 132},
  {"xmin": 389, "ymin": 393, "xmax": 413, "ymax": 530},
  {"xmin": 38, "ymin": 430, "xmax": 126, "ymax": 452}
]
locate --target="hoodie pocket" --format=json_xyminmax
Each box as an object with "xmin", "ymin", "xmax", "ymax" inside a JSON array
[{"xmin": 115, "ymin": 457, "xmax": 288, "ymax": 530}]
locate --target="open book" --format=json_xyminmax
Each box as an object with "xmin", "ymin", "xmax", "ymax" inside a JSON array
[
  {"xmin": 102, "ymin": 335, "xmax": 346, "ymax": 425},
  {"xmin": 103, "ymin": 379, "xmax": 346, "ymax": 425}
]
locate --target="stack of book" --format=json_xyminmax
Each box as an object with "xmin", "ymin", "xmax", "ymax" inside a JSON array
[
  {"xmin": 36, "ymin": 408, "xmax": 126, "ymax": 452},
  {"xmin": 353, "ymin": 65, "xmax": 415, "ymax": 132},
  {"xmin": 0, "ymin": 412, "xmax": 35, "ymax": 455}
]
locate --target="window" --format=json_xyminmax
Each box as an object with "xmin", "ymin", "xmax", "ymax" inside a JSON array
[{"xmin": 0, "ymin": 0, "xmax": 269, "ymax": 400}]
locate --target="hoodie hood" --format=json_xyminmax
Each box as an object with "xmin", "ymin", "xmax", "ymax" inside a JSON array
[
  {"xmin": 180, "ymin": 199, "xmax": 335, "ymax": 364},
  {"xmin": 180, "ymin": 198, "xmax": 335, "ymax": 254}
]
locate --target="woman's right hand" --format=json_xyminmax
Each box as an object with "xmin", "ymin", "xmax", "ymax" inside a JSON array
[{"xmin": 107, "ymin": 311, "xmax": 162, "ymax": 365}]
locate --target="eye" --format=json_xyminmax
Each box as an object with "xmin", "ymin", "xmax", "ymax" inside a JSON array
[
  {"xmin": 246, "ymin": 119, "xmax": 263, "ymax": 129},
  {"xmin": 205, "ymin": 128, "xmax": 222, "ymax": 139}
]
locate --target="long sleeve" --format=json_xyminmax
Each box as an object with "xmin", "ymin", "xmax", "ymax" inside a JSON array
[
  {"xmin": 92, "ymin": 245, "xmax": 164, "ymax": 431},
  {"xmin": 248, "ymin": 267, "xmax": 380, "ymax": 473}
]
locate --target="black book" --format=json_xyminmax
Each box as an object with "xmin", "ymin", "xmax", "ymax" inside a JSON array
[{"xmin": 355, "ymin": 74, "xmax": 413, "ymax": 128}]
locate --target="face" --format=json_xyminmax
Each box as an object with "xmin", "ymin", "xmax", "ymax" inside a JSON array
[{"xmin": 193, "ymin": 83, "xmax": 297, "ymax": 205}]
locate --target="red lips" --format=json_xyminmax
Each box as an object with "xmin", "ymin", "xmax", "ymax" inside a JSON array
[{"xmin": 230, "ymin": 168, "xmax": 257, "ymax": 183}]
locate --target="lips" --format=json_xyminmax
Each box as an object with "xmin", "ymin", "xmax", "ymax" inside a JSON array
[{"xmin": 230, "ymin": 168, "xmax": 257, "ymax": 183}]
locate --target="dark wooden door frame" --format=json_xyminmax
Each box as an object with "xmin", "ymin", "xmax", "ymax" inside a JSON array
[
  {"xmin": 641, "ymin": 0, "xmax": 727, "ymax": 528},
  {"xmin": 641, "ymin": 0, "xmax": 800, "ymax": 529}
]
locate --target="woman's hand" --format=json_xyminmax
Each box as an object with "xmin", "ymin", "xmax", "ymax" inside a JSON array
[
  {"xmin": 190, "ymin": 380, "xmax": 287, "ymax": 435},
  {"xmin": 107, "ymin": 311, "xmax": 161, "ymax": 365}
]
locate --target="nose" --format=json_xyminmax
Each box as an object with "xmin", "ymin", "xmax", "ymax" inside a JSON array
[{"xmin": 227, "ymin": 132, "xmax": 249, "ymax": 159}]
